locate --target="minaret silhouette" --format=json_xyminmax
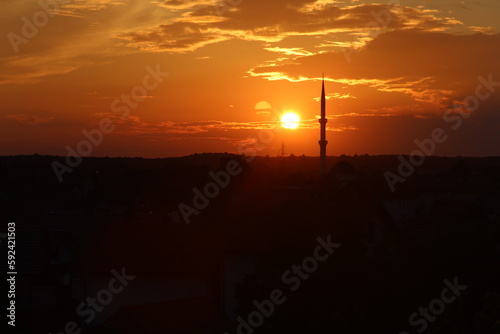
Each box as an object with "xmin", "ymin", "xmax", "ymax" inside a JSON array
[{"xmin": 319, "ymin": 74, "xmax": 328, "ymax": 174}]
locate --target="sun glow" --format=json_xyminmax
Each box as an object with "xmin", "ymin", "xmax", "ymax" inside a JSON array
[{"xmin": 281, "ymin": 112, "xmax": 300, "ymax": 129}]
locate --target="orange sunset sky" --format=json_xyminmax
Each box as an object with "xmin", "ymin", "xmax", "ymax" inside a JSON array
[{"xmin": 1, "ymin": 0, "xmax": 500, "ymax": 158}]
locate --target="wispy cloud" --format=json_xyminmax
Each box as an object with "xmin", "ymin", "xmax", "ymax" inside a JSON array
[
  {"xmin": 54, "ymin": 0, "xmax": 127, "ymax": 17},
  {"xmin": 469, "ymin": 26, "xmax": 495, "ymax": 33},
  {"xmin": 248, "ymin": 29, "xmax": 500, "ymax": 115},
  {"xmin": 3, "ymin": 114, "xmax": 54, "ymax": 125},
  {"xmin": 118, "ymin": 2, "xmax": 461, "ymax": 52}
]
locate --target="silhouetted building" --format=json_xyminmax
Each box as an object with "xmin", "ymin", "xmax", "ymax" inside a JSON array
[{"xmin": 319, "ymin": 74, "xmax": 328, "ymax": 174}]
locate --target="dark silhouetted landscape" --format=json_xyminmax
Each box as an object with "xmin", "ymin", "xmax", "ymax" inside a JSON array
[{"xmin": 1, "ymin": 154, "xmax": 499, "ymax": 333}]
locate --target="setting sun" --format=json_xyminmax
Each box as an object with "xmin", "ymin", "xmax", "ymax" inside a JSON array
[{"xmin": 281, "ymin": 112, "xmax": 300, "ymax": 129}]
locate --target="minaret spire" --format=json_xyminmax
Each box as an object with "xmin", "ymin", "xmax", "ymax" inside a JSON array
[{"xmin": 319, "ymin": 74, "xmax": 328, "ymax": 174}]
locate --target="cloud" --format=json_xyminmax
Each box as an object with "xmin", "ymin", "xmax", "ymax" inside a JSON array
[
  {"xmin": 50, "ymin": 0, "xmax": 128, "ymax": 17},
  {"xmin": 249, "ymin": 29, "xmax": 500, "ymax": 114},
  {"xmin": 155, "ymin": 0, "xmax": 216, "ymax": 11},
  {"xmin": 118, "ymin": 1, "xmax": 461, "ymax": 52},
  {"xmin": 118, "ymin": 22, "xmax": 230, "ymax": 53},
  {"xmin": 469, "ymin": 26, "xmax": 495, "ymax": 33},
  {"xmin": 0, "ymin": 0, "xmax": 172, "ymax": 84},
  {"xmin": 0, "ymin": 0, "xmax": 475, "ymax": 84},
  {"xmin": 2, "ymin": 114, "xmax": 54, "ymax": 125},
  {"xmin": 85, "ymin": 111, "xmax": 358, "ymax": 145},
  {"xmin": 313, "ymin": 92, "xmax": 356, "ymax": 100}
]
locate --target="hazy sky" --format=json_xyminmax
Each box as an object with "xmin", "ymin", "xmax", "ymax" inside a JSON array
[{"xmin": 1, "ymin": 0, "xmax": 499, "ymax": 157}]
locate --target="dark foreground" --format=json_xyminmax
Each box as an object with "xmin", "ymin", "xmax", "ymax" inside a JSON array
[{"xmin": 1, "ymin": 154, "xmax": 500, "ymax": 334}]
